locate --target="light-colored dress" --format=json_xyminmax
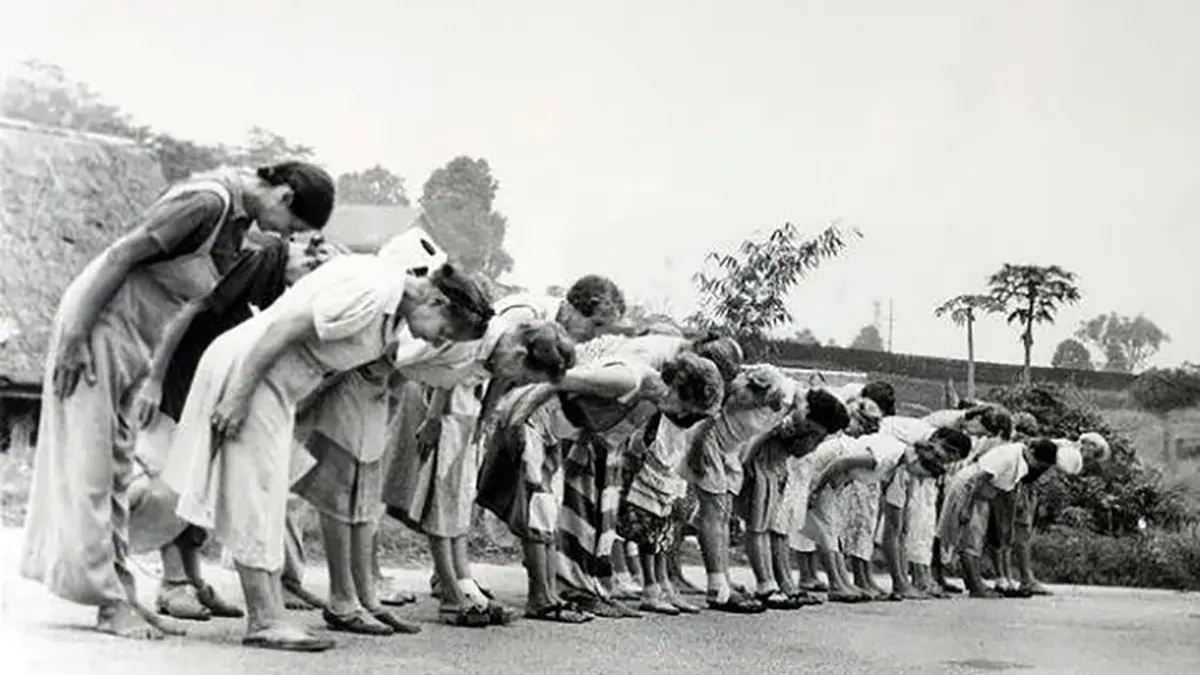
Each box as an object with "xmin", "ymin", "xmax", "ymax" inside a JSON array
[
  {"xmin": 382, "ymin": 294, "xmax": 558, "ymax": 538},
  {"xmin": 839, "ymin": 433, "xmax": 906, "ymax": 561},
  {"xmin": 787, "ymin": 434, "xmax": 855, "ymax": 553},
  {"xmin": 20, "ymin": 174, "xmax": 244, "ymax": 605},
  {"xmin": 163, "ymin": 254, "xmax": 408, "ymax": 571}
]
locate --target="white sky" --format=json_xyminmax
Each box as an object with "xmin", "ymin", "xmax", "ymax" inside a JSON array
[{"xmin": 3, "ymin": 0, "xmax": 1199, "ymax": 368}]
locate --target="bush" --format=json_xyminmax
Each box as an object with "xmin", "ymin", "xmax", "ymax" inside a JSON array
[
  {"xmin": 987, "ymin": 383, "xmax": 1196, "ymax": 534},
  {"xmin": 1029, "ymin": 525, "xmax": 1200, "ymax": 591}
]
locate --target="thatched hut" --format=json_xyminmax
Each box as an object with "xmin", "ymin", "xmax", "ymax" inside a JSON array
[{"xmin": 0, "ymin": 117, "xmax": 166, "ymax": 405}]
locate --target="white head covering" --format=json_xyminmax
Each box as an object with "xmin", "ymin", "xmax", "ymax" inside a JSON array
[
  {"xmin": 378, "ymin": 227, "xmax": 447, "ymax": 271},
  {"xmin": 1055, "ymin": 441, "xmax": 1084, "ymax": 475},
  {"xmin": 1078, "ymin": 432, "xmax": 1111, "ymax": 462}
]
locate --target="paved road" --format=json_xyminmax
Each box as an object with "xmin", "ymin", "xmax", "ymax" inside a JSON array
[{"xmin": 3, "ymin": 528, "xmax": 1198, "ymax": 675}]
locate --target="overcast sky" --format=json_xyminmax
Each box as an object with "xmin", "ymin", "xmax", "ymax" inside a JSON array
[{"xmin": 4, "ymin": 0, "xmax": 1198, "ymax": 368}]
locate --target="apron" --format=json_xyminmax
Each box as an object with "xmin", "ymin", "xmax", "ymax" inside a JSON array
[{"xmin": 19, "ymin": 178, "xmax": 234, "ymax": 605}]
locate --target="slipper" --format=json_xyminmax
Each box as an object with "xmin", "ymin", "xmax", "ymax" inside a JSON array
[
  {"xmin": 999, "ymin": 587, "xmax": 1034, "ymax": 599},
  {"xmin": 242, "ymin": 627, "xmax": 335, "ymax": 652},
  {"xmin": 378, "ymin": 590, "xmax": 417, "ymax": 607},
  {"xmin": 524, "ymin": 602, "xmax": 593, "ymax": 624},
  {"xmin": 827, "ymin": 591, "xmax": 870, "ymax": 604},
  {"xmin": 797, "ymin": 581, "xmax": 829, "ymax": 593},
  {"xmin": 323, "ymin": 609, "xmax": 394, "ymax": 635},
  {"xmin": 756, "ymin": 592, "xmax": 807, "ymax": 611},
  {"xmin": 1021, "ymin": 584, "xmax": 1053, "ymax": 597},
  {"xmin": 438, "ymin": 605, "xmax": 492, "ymax": 628},
  {"xmin": 787, "ymin": 591, "xmax": 824, "ymax": 606},
  {"xmin": 707, "ymin": 596, "xmax": 766, "ymax": 614},
  {"xmin": 196, "ymin": 584, "xmax": 245, "ymax": 619}
]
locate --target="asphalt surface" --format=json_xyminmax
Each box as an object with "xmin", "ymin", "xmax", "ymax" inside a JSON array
[{"xmin": 3, "ymin": 528, "xmax": 1198, "ymax": 675}]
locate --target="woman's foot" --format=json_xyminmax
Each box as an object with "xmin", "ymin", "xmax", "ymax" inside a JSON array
[
  {"xmin": 485, "ymin": 601, "xmax": 521, "ymax": 626},
  {"xmin": 1020, "ymin": 580, "xmax": 1052, "ymax": 596},
  {"xmin": 639, "ymin": 596, "xmax": 682, "ymax": 615},
  {"xmin": 797, "ymin": 579, "xmax": 829, "ymax": 593},
  {"xmin": 196, "ymin": 584, "xmax": 245, "ymax": 618},
  {"xmin": 368, "ymin": 608, "xmax": 422, "ymax": 634},
  {"xmin": 97, "ymin": 602, "xmax": 166, "ymax": 641},
  {"xmin": 322, "ymin": 608, "xmax": 394, "ymax": 636},
  {"xmin": 243, "ymin": 624, "xmax": 335, "ymax": 652},
  {"xmin": 282, "ymin": 581, "xmax": 326, "ymax": 611},
  {"xmin": 524, "ymin": 602, "xmax": 594, "ymax": 624},
  {"xmin": 156, "ymin": 582, "xmax": 211, "ymax": 622},
  {"xmin": 438, "ymin": 604, "xmax": 491, "ymax": 628},
  {"xmin": 663, "ymin": 588, "xmax": 701, "ymax": 614}
]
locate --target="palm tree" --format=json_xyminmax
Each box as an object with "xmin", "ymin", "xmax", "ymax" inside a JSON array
[
  {"xmin": 987, "ymin": 264, "xmax": 1082, "ymax": 386},
  {"xmin": 934, "ymin": 294, "xmax": 1004, "ymax": 399}
]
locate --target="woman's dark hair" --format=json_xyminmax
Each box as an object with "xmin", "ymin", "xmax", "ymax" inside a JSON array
[
  {"xmin": 565, "ymin": 275, "xmax": 626, "ymax": 318},
  {"xmin": 930, "ymin": 427, "xmax": 973, "ymax": 460},
  {"xmin": 661, "ymin": 352, "xmax": 724, "ymax": 413},
  {"xmin": 1013, "ymin": 411, "xmax": 1040, "ymax": 438},
  {"xmin": 429, "ymin": 263, "xmax": 495, "ymax": 340},
  {"xmin": 517, "ymin": 321, "xmax": 576, "ymax": 380},
  {"xmin": 1029, "ymin": 438, "xmax": 1059, "ymax": 466},
  {"xmin": 860, "ymin": 381, "xmax": 897, "ymax": 417},
  {"xmin": 912, "ymin": 441, "xmax": 951, "ymax": 479},
  {"xmin": 775, "ymin": 416, "xmax": 831, "ymax": 458},
  {"xmin": 691, "ymin": 333, "xmax": 743, "ymax": 385},
  {"xmin": 256, "ymin": 161, "xmax": 336, "ymax": 229},
  {"xmin": 806, "ymin": 388, "xmax": 851, "ymax": 434},
  {"xmin": 978, "ymin": 406, "xmax": 1014, "ymax": 440}
]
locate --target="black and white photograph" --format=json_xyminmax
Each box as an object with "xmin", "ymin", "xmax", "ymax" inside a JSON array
[{"xmin": 1, "ymin": 1, "xmax": 1198, "ymax": 673}]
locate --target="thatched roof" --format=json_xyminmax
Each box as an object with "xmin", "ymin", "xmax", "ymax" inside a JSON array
[
  {"xmin": 322, "ymin": 204, "xmax": 426, "ymax": 253},
  {"xmin": 0, "ymin": 117, "xmax": 166, "ymax": 385}
]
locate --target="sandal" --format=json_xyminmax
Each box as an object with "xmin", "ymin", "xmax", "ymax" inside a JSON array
[
  {"xmin": 797, "ymin": 580, "xmax": 829, "ymax": 593},
  {"xmin": 486, "ymin": 601, "xmax": 520, "ymax": 626},
  {"xmin": 756, "ymin": 592, "xmax": 807, "ymax": 611},
  {"xmin": 438, "ymin": 605, "xmax": 492, "ymax": 628},
  {"xmin": 378, "ymin": 589, "xmax": 417, "ymax": 607},
  {"xmin": 156, "ymin": 583, "xmax": 211, "ymax": 622},
  {"xmin": 323, "ymin": 608, "xmax": 394, "ymax": 635},
  {"xmin": 707, "ymin": 595, "xmax": 766, "ymax": 614},
  {"xmin": 827, "ymin": 591, "xmax": 870, "ymax": 604},
  {"xmin": 787, "ymin": 591, "xmax": 824, "ymax": 606},
  {"xmin": 243, "ymin": 626, "xmax": 335, "ymax": 652},
  {"xmin": 371, "ymin": 609, "xmax": 422, "ymax": 634},
  {"xmin": 638, "ymin": 598, "xmax": 682, "ymax": 615},
  {"xmin": 524, "ymin": 602, "xmax": 594, "ymax": 624}
]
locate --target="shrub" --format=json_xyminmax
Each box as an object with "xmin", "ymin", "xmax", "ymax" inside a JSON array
[
  {"xmin": 1029, "ymin": 525, "xmax": 1200, "ymax": 591},
  {"xmin": 987, "ymin": 383, "xmax": 1196, "ymax": 534}
]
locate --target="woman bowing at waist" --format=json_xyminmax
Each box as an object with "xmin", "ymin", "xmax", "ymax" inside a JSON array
[
  {"xmin": 19, "ymin": 161, "xmax": 335, "ymax": 643},
  {"xmin": 162, "ymin": 256, "xmax": 493, "ymax": 653}
]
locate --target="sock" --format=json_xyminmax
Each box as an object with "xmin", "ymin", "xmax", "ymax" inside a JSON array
[
  {"xmin": 615, "ymin": 572, "xmax": 638, "ymax": 589},
  {"xmin": 643, "ymin": 583, "xmax": 662, "ymax": 599},
  {"xmin": 457, "ymin": 578, "xmax": 488, "ymax": 606},
  {"xmin": 707, "ymin": 573, "xmax": 731, "ymax": 603},
  {"xmin": 756, "ymin": 581, "xmax": 779, "ymax": 596},
  {"xmin": 661, "ymin": 579, "xmax": 677, "ymax": 597}
]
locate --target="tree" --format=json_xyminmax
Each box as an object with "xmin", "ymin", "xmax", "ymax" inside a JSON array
[
  {"xmin": 987, "ymin": 264, "xmax": 1082, "ymax": 386},
  {"xmin": 229, "ymin": 126, "xmax": 316, "ymax": 166},
  {"xmin": 1, "ymin": 60, "xmax": 146, "ymax": 138},
  {"xmin": 1076, "ymin": 312, "xmax": 1170, "ymax": 373},
  {"xmin": 934, "ymin": 293, "xmax": 1004, "ymax": 399},
  {"xmin": 850, "ymin": 324, "xmax": 885, "ymax": 351},
  {"xmin": 1051, "ymin": 338, "xmax": 1094, "ymax": 370},
  {"xmin": 335, "ymin": 164, "xmax": 410, "ymax": 206},
  {"xmin": 2, "ymin": 60, "xmax": 235, "ymax": 181},
  {"xmin": 688, "ymin": 220, "xmax": 861, "ymax": 355},
  {"xmin": 934, "ymin": 293, "xmax": 1002, "ymax": 397},
  {"xmin": 1130, "ymin": 365, "xmax": 1200, "ymax": 468},
  {"xmin": 419, "ymin": 156, "xmax": 514, "ymax": 279},
  {"xmin": 792, "ymin": 327, "xmax": 821, "ymax": 345}
]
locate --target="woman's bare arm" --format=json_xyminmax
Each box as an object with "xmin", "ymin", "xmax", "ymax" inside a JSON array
[
  {"xmin": 211, "ymin": 304, "xmax": 315, "ymax": 440},
  {"xmin": 555, "ymin": 363, "xmax": 643, "ymax": 400},
  {"xmin": 146, "ymin": 300, "xmax": 205, "ymax": 384},
  {"xmin": 811, "ymin": 454, "xmax": 876, "ymax": 495}
]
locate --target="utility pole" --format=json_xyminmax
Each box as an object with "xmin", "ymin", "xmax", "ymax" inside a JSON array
[{"xmin": 887, "ymin": 298, "xmax": 895, "ymax": 352}]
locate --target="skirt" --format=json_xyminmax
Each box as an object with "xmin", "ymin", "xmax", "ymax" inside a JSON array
[
  {"xmin": 735, "ymin": 453, "xmax": 787, "ymax": 534},
  {"xmin": 292, "ymin": 432, "xmax": 385, "ymax": 525},
  {"xmin": 840, "ymin": 480, "xmax": 882, "ymax": 561},
  {"xmin": 163, "ymin": 321, "xmax": 319, "ymax": 572},
  {"xmin": 616, "ymin": 501, "xmax": 673, "ymax": 554},
  {"xmin": 936, "ymin": 463, "xmax": 996, "ymax": 562},
  {"xmin": 127, "ymin": 416, "xmax": 190, "ymax": 555},
  {"xmin": 903, "ymin": 475, "xmax": 938, "ymax": 566}
]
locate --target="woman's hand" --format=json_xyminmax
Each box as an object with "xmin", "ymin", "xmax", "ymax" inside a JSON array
[
  {"xmin": 210, "ymin": 392, "xmax": 251, "ymax": 443},
  {"xmin": 52, "ymin": 331, "xmax": 97, "ymax": 399},
  {"xmin": 415, "ymin": 415, "xmax": 443, "ymax": 459},
  {"xmin": 132, "ymin": 378, "xmax": 164, "ymax": 429}
]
